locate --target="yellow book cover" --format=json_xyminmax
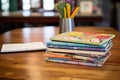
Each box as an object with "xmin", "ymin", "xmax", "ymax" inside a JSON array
[{"xmin": 50, "ymin": 31, "xmax": 115, "ymax": 45}]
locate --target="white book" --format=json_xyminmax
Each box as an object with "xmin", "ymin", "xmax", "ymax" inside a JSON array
[{"xmin": 1, "ymin": 42, "xmax": 46, "ymax": 53}]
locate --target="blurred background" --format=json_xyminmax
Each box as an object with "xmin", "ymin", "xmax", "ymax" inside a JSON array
[{"xmin": 0, "ymin": 0, "xmax": 120, "ymax": 34}]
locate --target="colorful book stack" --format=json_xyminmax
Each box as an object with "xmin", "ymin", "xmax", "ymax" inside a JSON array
[{"xmin": 44, "ymin": 31, "xmax": 115, "ymax": 67}]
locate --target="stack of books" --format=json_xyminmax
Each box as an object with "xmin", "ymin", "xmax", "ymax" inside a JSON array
[{"xmin": 44, "ymin": 32, "xmax": 115, "ymax": 67}]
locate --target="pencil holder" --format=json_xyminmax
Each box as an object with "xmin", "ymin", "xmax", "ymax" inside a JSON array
[{"xmin": 59, "ymin": 18, "xmax": 74, "ymax": 33}]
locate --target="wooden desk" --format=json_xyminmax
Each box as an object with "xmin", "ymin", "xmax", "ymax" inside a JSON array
[
  {"xmin": 0, "ymin": 26, "xmax": 120, "ymax": 80},
  {"xmin": 0, "ymin": 8, "xmax": 103, "ymax": 24}
]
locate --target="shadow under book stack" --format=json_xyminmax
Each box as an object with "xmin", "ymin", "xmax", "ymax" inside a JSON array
[{"xmin": 44, "ymin": 32, "xmax": 115, "ymax": 67}]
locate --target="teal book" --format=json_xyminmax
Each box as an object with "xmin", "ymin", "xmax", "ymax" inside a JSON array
[
  {"xmin": 47, "ymin": 40, "xmax": 112, "ymax": 51},
  {"xmin": 47, "ymin": 40, "xmax": 111, "ymax": 48},
  {"xmin": 47, "ymin": 42, "xmax": 112, "ymax": 52},
  {"xmin": 50, "ymin": 31, "xmax": 115, "ymax": 45}
]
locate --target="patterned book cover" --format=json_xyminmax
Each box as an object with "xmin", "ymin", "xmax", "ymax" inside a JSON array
[
  {"xmin": 44, "ymin": 52, "xmax": 110, "ymax": 63},
  {"xmin": 50, "ymin": 31, "xmax": 115, "ymax": 45},
  {"xmin": 46, "ymin": 51, "xmax": 110, "ymax": 58},
  {"xmin": 45, "ymin": 53, "xmax": 111, "ymax": 67}
]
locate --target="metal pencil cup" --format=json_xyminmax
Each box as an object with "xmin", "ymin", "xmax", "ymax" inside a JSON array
[{"xmin": 59, "ymin": 18, "xmax": 74, "ymax": 33}]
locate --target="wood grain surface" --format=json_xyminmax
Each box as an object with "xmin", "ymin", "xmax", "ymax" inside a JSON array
[{"xmin": 0, "ymin": 26, "xmax": 120, "ymax": 80}]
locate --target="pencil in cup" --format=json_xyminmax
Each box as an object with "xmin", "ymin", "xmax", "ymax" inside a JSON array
[
  {"xmin": 70, "ymin": 7, "xmax": 80, "ymax": 18},
  {"xmin": 64, "ymin": 7, "xmax": 66, "ymax": 18},
  {"xmin": 66, "ymin": 3, "xmax": 71, "ymax": 18}
]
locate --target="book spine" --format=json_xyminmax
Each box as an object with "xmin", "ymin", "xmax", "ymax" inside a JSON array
[
  {"xmin": 47, "ymin": 45, "xmax": 106, "ymax": 52},
  {"xmin": 47, "ymin": 41, "xmax": 105, "ymax": 48},
  {"xmin": 45, "ymin": 57, "xmax": 102, "ymax": 67},
  {"xmin": 44, "ymin": 52, "xmax": 110, "ymax": 64},
  {"xmin": 44, "ymin": 53, "xmax": 95, "ymax": 62},
  {"xmin": 46, "ymin": 51, "xmax": 108, "ymax": 58},
  {"xmin": 47, "ymin": 48, "xmax": 107, "ymax": 55}
]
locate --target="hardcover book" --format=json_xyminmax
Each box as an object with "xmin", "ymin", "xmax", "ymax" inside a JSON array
[
  {"xmin": 47, "ymin": 44, "xmax": 112, "ymax": 55},
  {"xmin": 45, "ymin": 52, "xmax": 111, "ymax": 67},
  {"xmin": 50, "ymin": 31, "xmax": 115, "ymax": 45},
  {"xmin": 47, "ymin": 41, "xmax": 112, "ymax": 52},
  {"xmin": 44, "ymin": 52, "xmax": 110, "ymax": 63},
  {"xmin": 45, "ymin": 54, "xmax": 111, "ymax": 67},
  {"xmin": 47, "ymin": 40, "xmax": 111, "ymax": 48},
  {"xmin": 46, "ymin": 51, "xmax": 109, "ymax": 58}
]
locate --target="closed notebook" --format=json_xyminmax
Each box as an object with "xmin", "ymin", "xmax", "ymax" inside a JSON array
[
  {"xmin": 1, "ymin": 42, "xmax": 46, "ymax": 53},
  {"xmin": 50, "ymin": 31, "xmax": 115, "ymax": 45}
]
